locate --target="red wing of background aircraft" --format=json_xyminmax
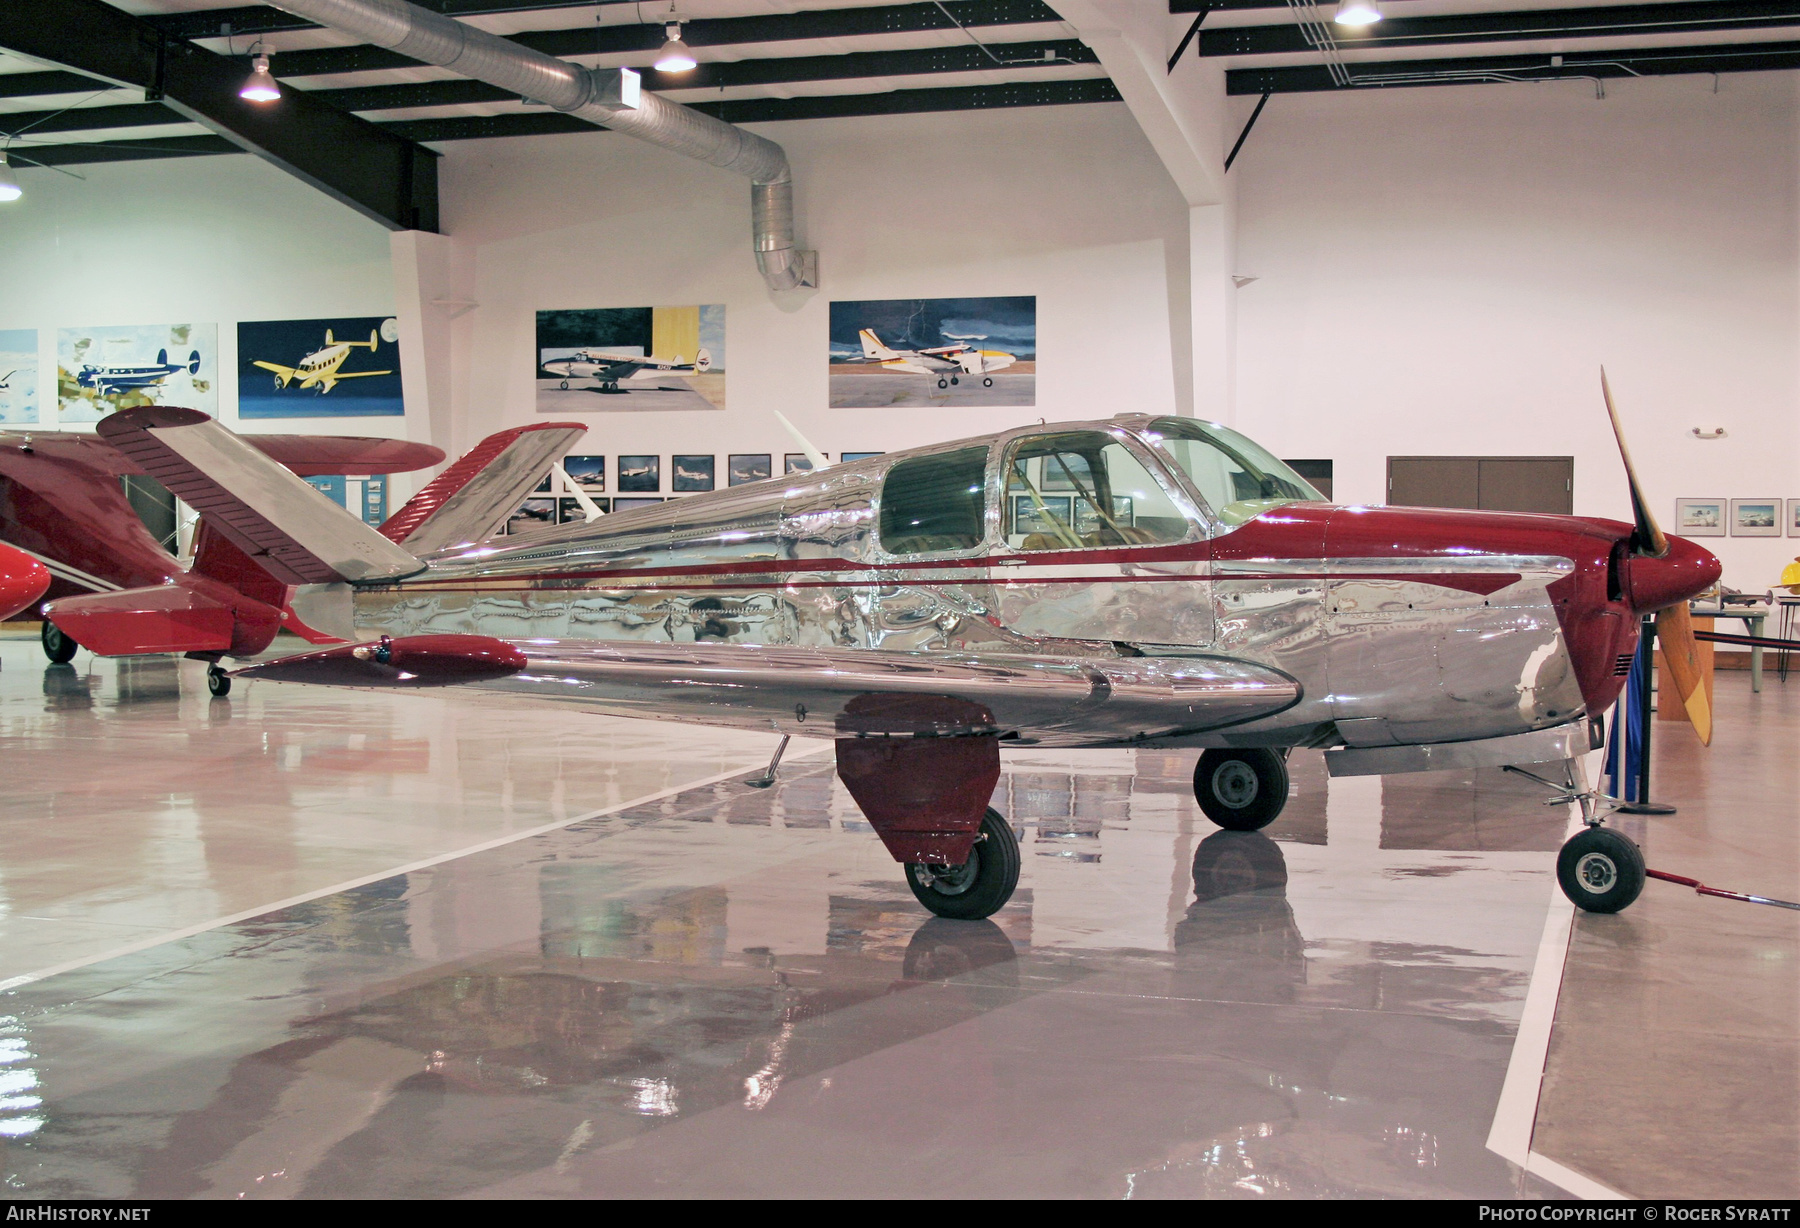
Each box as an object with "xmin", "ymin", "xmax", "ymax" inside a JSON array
[
  {"xmin": 0, "ymin": 541, "xmax": 50, "ymax": 622},
  {"xmin": 0, "ymin": 427, "xmax": 443, "ymax": 677}
]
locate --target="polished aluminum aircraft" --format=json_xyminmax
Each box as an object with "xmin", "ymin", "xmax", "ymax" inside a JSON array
[{"xmin": 60, "ymin": 391, "xmax": 1719, "ymax": 920}]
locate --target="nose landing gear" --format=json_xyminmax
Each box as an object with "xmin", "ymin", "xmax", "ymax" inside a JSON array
[{"xmin": 1503, "ymin": 761, "xmax": 1646, "ymax": 912}]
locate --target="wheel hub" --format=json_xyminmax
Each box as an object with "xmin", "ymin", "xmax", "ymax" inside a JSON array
[
  {"xmin": 911, "ymin": 849, "xmax": 980, "ymax": 896},
  {"xmin": 1575, "ymin": 850, "xmax": 1618, "ymax": 894},
  {"xmin": 1211, "ymin": 760, "xmax": 1260, "ymax": 809}
]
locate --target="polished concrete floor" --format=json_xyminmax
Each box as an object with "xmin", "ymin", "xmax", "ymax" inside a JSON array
[{"xmin": 0, "ymin": 635, "xmax": 1791, "ymax": 1199}]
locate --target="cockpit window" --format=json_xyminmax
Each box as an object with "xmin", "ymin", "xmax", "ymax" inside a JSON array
[
  {"xmin": 1143, "ymin": 418, "xmax": 1324, "ymax": 527},
  {"xmin": 1003, "ymin": 431, "xmax": 1192, "ymax": 550},
  {"xmin": 879, "ymin": 446, "xmax": 989, "ymax": 555}
]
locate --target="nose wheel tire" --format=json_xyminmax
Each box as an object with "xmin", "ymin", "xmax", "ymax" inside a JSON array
[
  {"xmin": 206, "ymin": 664, "xmax": 231, "ymax": 698},
  {"xmin": 1194, "ymin": 749, "xmax": 1289, "ymax": 831},
  {"xmin": 41, "ymin": 621, "xmax": 77, "ymax": 664},
  {"xmin": 905, "ymin": 808, "xmax": 1020, "ymax": 921},
  {"xmin": 1557, "ymin": 826, "xmax": 1644, "ymax": 913}
]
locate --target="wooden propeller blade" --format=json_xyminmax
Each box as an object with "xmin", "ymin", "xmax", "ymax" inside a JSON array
[
  {"xmin": 1656, "ymin": 602, "xmax": 1712, "ymax": 746},
  {"xmin": 1601, "ymin": 368, "xmax": 1669, "ymax": 559}
]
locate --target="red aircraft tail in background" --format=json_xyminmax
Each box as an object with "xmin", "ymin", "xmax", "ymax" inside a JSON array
[{"xmin": 0, "ymin": 420, "xmax": 443, "ymax": 663}]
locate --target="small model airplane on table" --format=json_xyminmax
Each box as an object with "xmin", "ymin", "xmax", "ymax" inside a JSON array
[{"xmin": 51, "ymin": 375, "xmax": 1718, "ymax": 918}]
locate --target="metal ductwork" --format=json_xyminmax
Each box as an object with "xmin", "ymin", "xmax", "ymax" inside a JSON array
[{"xmin": 264, "ymin": 0, "xmax": 818, "ymax": 290}]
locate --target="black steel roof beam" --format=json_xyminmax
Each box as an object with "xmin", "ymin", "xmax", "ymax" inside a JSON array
[
  {"xmin": 0, "ymin": 0, "xmax": 439, "ymax": 230},
  {"xmin": 0, "ymin": 69, "xmax": 115, "ymax": 98},
  {"xmin": 0, "ymin": 37, "xmax": 1098, "ymax": 139},
  {"xmin": 146, "ymin": 0, "xmax": 634, "ymax": 41},
  {"xmin": 254, "ymin": 0, "xmax": 1065, "ymax": 78},
  {"xmin": 9, "ymin": 76, "xmax": 1123, "ymax": 164},
  {"xmin": 1226, "ymin": 36, "xmax": 1800, "ymax": 92},
  {"xmin": 0, "ymin": 101, "xmax": 184, "ymax": 139},
  {"xmin": 1204, "ymin": 0, "xmax": 1800, "ymax": 56}
]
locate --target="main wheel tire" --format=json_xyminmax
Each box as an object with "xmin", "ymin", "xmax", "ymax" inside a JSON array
[
  {"xmin": 982, "ymin": 377, "xmax": 993, "ymax": 387},
  {"xmin": 206, "ymin": 666, "xmax": 231, "ymax": 698},
  {"xmin": 905, "ymin": 808, "xmax": 1020, "ymax": 921},
  {"xmin": 41, "ymin": 620, "xmax": 76, "ymax": 664},
  {"xmin": 936, "ymin": 378, "xmax": 948, "ymax": 389},
  {"xmin": 1193, "ymin": 749, "xmax": 1289, "ymax": 831},
  {"xmin": 1557, "ymin": 826, "xmax": 1645, "ymax": 913}
]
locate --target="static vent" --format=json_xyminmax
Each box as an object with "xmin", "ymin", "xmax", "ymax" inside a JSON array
[{"xmin": 1613, "ymin": 653, "xmax": 1635, "ymax": 676}]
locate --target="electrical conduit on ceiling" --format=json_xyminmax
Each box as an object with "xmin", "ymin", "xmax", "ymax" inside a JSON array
[{"xmin": 261, "ymin": 0, "xmax": 818, "ymax": 291}]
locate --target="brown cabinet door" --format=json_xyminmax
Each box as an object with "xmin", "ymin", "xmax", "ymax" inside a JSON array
[{"xmin": 1387, "ymin": 456, "xmax": 1572, "ymax": 514}]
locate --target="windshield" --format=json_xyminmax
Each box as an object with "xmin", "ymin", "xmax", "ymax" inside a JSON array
[{"xmin": 1142, "ymin": 418, "xmax": 1324, "ymax": 527}]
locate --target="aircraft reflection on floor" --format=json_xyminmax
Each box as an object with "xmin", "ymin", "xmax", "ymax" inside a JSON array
[{"xmin": 0, "ymin": 648, "xmax": 1583, "ymax": 1198}]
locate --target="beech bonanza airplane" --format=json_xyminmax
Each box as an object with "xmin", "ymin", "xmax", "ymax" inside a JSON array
[
  {"xmin": 252, "ymin": 329, "xmax": 392, "ymax": 394},
  {"xmin": 856, "ymin": 329, "xmax": 1016, "ymax": 389},
  {"xmin": 540, "ymin": 347, "xmax": 711, "ymax": 393},
  {"xmin": 49, "ymin": 382, "xmax": 1719, "ymax": 920}
]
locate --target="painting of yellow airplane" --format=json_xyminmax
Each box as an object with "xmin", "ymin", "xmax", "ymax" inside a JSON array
[{"xmin": 253, "ymin": 329, "xmax": 392, "ymax": 394}]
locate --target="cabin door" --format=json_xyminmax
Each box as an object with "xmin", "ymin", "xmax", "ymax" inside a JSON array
[{"xmin": 984, "ymin": 430, "xmax": 1211, "ymax": 648}]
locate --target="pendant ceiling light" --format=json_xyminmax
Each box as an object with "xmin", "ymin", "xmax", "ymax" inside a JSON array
[
  {"xmin": 655, "ymin": 23, "xmax": 696, "ymax": 73},
  {"xmin": 1334, "ymin": 0, "xmax": 1383, "ymax": 25},
  {"xmin": 240, "ymin": 51, "xmax": 281, "ymax": 102},
  {"xmin": 0, "ymin": 153, "xmax": 20, "ymax": 203}
]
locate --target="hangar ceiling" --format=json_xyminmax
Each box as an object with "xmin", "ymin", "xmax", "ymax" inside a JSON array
[{"xmin": 0, "ymin": 0, "xmax": 1794, "ymax": 210}]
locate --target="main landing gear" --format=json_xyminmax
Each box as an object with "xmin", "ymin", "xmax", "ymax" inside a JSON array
[
  {"xmin": 1193, "ymin": 748, "xmax": 1290, "ymax": 831},
  {"xmin": 206, "ymin": 663, "xmax": 232, "ymax": 698},
  {"xmin": 936, "ymin": 376, "xmax": 960, "ymax": 389},
  {"xmin": 41, "ymin": 620, "xmax": 77, "ymax": 664},
  {"xmin": 905, "ymin": 808, "xmax": 1020, "ymax": 920}
]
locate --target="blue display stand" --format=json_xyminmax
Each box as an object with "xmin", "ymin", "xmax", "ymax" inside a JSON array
[{"xmin": 1601, "ymin": 615, "xmax": 1676, "ymax": 813}]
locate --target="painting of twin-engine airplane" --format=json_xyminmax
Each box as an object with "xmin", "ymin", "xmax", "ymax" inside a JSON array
[
  {"xmin": 50, "ymin": 384, "xmax": 1720, "ymax": 924},
  {"xmin": 536, "ymin": 305, "xmax": 725, "ymax": 413},
  {"xmin": 829, "ymin": 296, "xmax": 1034, "ymax": 408},
  {"xmin": 57, "ymin": 323, "xmax": 217, "ymax": 423},
  {"xmin": 238, "ymin": 316, "xmax": 404, "ymax": 418}
]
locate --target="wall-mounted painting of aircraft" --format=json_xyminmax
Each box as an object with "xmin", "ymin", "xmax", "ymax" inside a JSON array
[
  {"xmin": 52, "ymin": 380, "xmax": 1719, "ymax": 919},
  {"xmin": 239, "ymin": 317, "xmax": 404, "ymax": 419},
  {"xmin": 76, "ymin": 347, "xmax": 201, "ymax": 398},
  {"xmin": 252, "ymin": 329, "xmax": 393, "ymax": 395}
]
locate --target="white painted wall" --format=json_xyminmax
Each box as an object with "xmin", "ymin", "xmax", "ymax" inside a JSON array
[
  {"xmin": 1231, "ymin": 72, "xmax": 1800, "ymax": 591},
  {"xmin": 438, "ymin": 102, "xmax": 1192, "ymax": 463},
  {"xmin": 0, "ymin": 152, "xmax": 404, "ymax": 439}
]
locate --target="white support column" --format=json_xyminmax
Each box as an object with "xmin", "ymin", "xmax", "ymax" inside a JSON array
[
  {"xmin": 389, "ymin": 230, "xmax": 473, "ymax": 491},
  {"xmin": 1190, "ymin": 189, "xmax": 1238, "ymax": 426},
  {"xmin": 1050, "ymin": 1, "xmax": 1237, "ymax": 420}
]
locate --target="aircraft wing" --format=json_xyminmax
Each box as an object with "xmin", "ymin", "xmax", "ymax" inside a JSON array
[
  {"xmin": 252, "ymin": 360, "xmax": 300, "ymax": 382},
  {"xmin": 324, "ymin": 369, "xmax": 393, "ymax": 380},
  {"xmin": 379, "ymin": 421, "xmax": 587, "ymax": 554},
  {"xmin": 234, "ymin": 636, "xmax": 1301, "ymax": 745},
  {"xmin": 880, "ymin": 359, "xmax": 937, "ymax": 376}
]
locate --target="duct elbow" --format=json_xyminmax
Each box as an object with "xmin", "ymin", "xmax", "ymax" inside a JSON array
[
  {"xmin": 751, "ymin": 179, "xmax": 816, "ymax": 290},
  {"xmin": 757, "ymin": 246, "xmax": 818, "ymax": 292}
]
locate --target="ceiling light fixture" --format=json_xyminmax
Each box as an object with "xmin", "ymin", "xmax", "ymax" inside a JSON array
[
  {"xmin": 240, "ymin": 49, "xmax": 280, "ymax": 102},
  {"xmin": 1334, "ymin": 0, "xmax": 1383, "ymax": 26},
  {"xmin": 0, "ymin": 153, "xmax": 20, "ymax": 203},
  {"xmin": 655, "ymin": 23, "xmax": 696, "ymax": 73}
]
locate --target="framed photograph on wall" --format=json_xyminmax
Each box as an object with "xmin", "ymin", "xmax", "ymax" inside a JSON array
[
  {"xmin": 672, "ymin": 455, "xmax": 715, "ymax": 492},
  {"xmin": 562, "ymin": 454, "xmax": 605, "ymax": 492},
  {"xmin": 729, "ymin": 454, "xmax": 771, "ymax": 486},
  {"xmin": 613, "ymin": 497, "xmax": 664, "ymax": 511},
  {"xmin": 559, "ymin": 496, "xmax": 611, "ymax": 523},
  {"xmin": 618, "ymin": 455, "xmax": 660, "ymax": 492},
  {"xmin": 785, "ymin": 453, "xmax": 821, "ymax": 475},
  {"xmin": 1673, "ymin": 498, "xmax": 1724, "ymax": 537},
  {"xmin": 1732, "ymin": 499, "xmax": 1781, "ymax": 537},
  {"xmin": 1787, "ymin": 500, "xmax": 1800, "ymax": 536},
  {"xmin": 841, "ymin": 451, "xmax": 884, "ymax": 463},
  {"xmin": 507, "ymin": 497, "xmax": 556, "ymax": 535}
]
